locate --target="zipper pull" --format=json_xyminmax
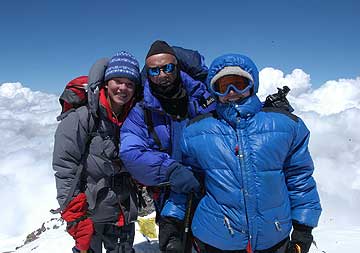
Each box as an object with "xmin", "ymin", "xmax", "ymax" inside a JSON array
[
  {"xmin": 224, "ymin": 216, "xmax": 234, "ymax": 236},
  {"xmin": 275, "ymin": 221, "xmax": 282, "ymax": 231}
]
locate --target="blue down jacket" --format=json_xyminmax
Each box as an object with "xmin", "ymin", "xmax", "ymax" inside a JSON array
[
  {"xmin": 120, "ymin": 71, "xmax": 216, "ymax": 186},
  {"xmin": 180, "ymin": 54, "xmax": 322, "ymax": 250}
]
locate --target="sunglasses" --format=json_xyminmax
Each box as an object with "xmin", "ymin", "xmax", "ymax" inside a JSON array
[
  {"xmin": 213, "ymin": 75, "xmax": 252, "ymax": 96},
  {"xmin": 147, "ymin": 63, "xmax": 176, "ymax": 77}
]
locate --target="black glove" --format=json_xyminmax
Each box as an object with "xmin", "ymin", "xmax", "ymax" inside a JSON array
[
  {"xmin": 167, "ymin": 164, "xmax": 200, "ymax": 194},
  {"xmin": 287, "ymin": 222, "xmax": 313, "ymax": 253},
  {"xmin": 159, "ymin": 216, "xmax": 183, "ymax": 253}
]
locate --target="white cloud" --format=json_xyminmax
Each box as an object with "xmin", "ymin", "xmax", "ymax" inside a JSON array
[
  {"xmin": 1, "ymin": 70, "xmax": 360, "ymax": 243},
  {"xmin": 259, "ymin": 68, "xmax": 360, "ymax": 226},
  {"xmin": 258, "ymin": 67, "xmax": 312, "ymax": 98},
  {"xmin": 0, "ymin": 83, "xmax": 60, "ymax": 238}
]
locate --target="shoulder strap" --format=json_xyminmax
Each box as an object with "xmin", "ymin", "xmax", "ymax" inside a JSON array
[
  {"xmin": 187, "ymin": 112, "xmax": 215, "ymax": 127},
  {"xmin": 143, "ymin": 107, "xmax": 167, "ymax": 152},
  {"xmin": 261, "ymin": 107, "xmax": 299, "ymax": 122}
]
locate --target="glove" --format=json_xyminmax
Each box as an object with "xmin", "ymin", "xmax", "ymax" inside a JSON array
[
  {"xmin": 287, "ymin": 222, "xmax": 313, "ymax": 253},
  {"xmin": 61, "ymin": 193, "xmax": 94, "ymax": 251},
  {"xmin": 167, "ymin": 164, "xmax": 200, "ymax": 194}
]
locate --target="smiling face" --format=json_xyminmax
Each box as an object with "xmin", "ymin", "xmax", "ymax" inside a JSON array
[
  {"xmin": 105, "ymin": 77, "xmax": 135, "ymax": 112},
  {"xmin": 146, "ymin": 53, "xmax": 178, "ymax": 86}
]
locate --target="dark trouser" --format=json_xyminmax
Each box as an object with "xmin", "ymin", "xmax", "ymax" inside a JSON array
[
  {"xmin": 195, "ymin": 237, "xmax": 289, "ymax": 253},
  {"xmin": 89, "ymin": 223, "xmax": 135, "ymax": 253},
  {"xmin": 159, "ymin": 216, "xmax": 183, "ymax": 252}
]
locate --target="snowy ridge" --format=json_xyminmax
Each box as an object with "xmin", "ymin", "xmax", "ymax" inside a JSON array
[{"xmin": 3, "ymin": 214, "xmax": 160, "ymax": 253}]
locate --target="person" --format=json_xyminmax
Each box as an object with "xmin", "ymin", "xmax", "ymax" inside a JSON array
[
  {"xmin": 119, "ymin": 40, "xmax": 216, "ymax": 252},
  {"xmin": 179, "ymin": 53, "xmax": 322, "ymax": 253},
  {"xmin": 52, "ymin": 51, "xmax": 141, "ymax": 253}
]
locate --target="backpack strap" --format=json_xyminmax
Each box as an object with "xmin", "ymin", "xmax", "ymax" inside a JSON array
[
  {"xmin": 261, "ymin": 107, "xmax": 299, "ymax": 122},
  {"xmin": 187, "ymin": 112, "xmax": 215, "ymax": 127},
  {"xmin": 143, "ymin": 107, "xmax": 167, "ymax": 152}
]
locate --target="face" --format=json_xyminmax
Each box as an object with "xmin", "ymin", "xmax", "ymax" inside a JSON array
[
  {"xmin": 216, "ymin": 75, "xmax": 251, "ymax": 103},
  {"xmin": 105, "ymin": 77, "xmax": 135, "ymax": 108},
  {"xmin": 146, "ymin": 53, "xmax": 178, "ymax": 86}
]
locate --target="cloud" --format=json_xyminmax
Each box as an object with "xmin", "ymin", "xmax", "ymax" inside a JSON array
[
  {"xmin": 259, "ymin": 68, "xmax": 360, "ymax": 226},
  {"xmin": 1, "ymin": 70, "xmax": 360, "ymax": 239},
  {"xmin": 0, "ymin": 83, "xmax": 60, "ymax": 238}
]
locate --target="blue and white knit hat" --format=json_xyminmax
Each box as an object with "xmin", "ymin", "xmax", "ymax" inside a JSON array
[{"xmin": 104, "ymin": 51, "xmax": 140, "ymax": 84}]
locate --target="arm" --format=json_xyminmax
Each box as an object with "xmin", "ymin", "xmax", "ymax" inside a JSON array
[
  {"xmin": 120, "ymin": 105, "xmax": 176, "ymax": 186},
  {"xmin": 284, "ymin": 118, "xmax": 322, "ymax": 228},
  {"xmin": 52, "ymin": 108, "xmax": 89, "ymax": 210}
]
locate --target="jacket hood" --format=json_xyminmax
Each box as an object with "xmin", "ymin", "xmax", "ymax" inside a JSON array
[{"xmin": 206, "ymin": 54, "xmax": 259, "ymax": 95}]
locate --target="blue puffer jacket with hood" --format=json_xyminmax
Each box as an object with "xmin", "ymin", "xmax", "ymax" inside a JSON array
[{"xmin": 180, "ymin": 54, "xmax": 322, "ymax": 250}]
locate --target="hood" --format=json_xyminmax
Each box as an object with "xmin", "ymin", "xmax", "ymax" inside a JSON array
[{"xmin": 206, "ymin": 54, "xmax": 259, "ymax": 95}]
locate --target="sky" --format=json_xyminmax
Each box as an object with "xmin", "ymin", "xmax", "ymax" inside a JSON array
[
  {"xmin": 1, "ymin": 68, "xmax": 360, "ymax": 252},
  {"xmin": 0, "ymin": 0, "xmax": 359, "ymax": 94}
]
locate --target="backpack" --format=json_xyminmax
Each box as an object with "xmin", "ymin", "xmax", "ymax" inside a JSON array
[{"xmin": 57, "ymin": 76, "xmax": 89, "ymax": 121}]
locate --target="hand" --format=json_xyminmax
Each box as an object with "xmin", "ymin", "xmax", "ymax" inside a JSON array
[
  {"xmin": 67, "ymin": 218, "xmax": 94, "ymax": 251},
  {"xmin": 61, "ymin": 193, "xmax": 94, "ymax": 251},
  {"xmin": 167, "ymin": 164, "xmax": 200, "ymax": 194},
  {"xmin": 287, "ymin": 223, "xmax": 313, "ymax": 253}
]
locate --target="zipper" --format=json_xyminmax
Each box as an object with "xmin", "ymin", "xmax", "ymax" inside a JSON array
[{"xmin": 236, "ymin": 117, "xmax": 252, "ymax": 250}]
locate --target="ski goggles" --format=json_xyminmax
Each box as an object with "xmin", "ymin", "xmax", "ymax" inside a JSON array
[
  {"xmin": 147, "ymin": 63, "xmax": 176, "ymax": 77},
  {"xmin": 212, "ymin": 75, "xmax": 253, "ymax": 97}
]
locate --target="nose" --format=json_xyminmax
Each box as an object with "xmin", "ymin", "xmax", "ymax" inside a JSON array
[
  {"xmin": 117, "ymin": 82, "xmax": 127, "ymax": 90},
  {"xmin": 228, "ymin": 88, "xmax": 237, "ymax": 95},
  {"xmin": 158, "ymin": 69, "xmax": 167, "ymax": 78}
]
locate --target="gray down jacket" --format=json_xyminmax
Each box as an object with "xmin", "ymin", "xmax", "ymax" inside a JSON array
[{"xmin": 52, "ymin": 59, "xmax": 138, "ymax": 225}]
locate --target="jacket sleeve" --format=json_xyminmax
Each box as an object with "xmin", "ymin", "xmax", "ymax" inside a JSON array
[
  {"xmin": 52, "ymin": 108, "xmax": 89, "ymax": 210},
  {"xmin": 180, "ymin": 72, "xmax": 216, "ymax": 118},
  {"xmin": 284, "ymin": 118, "xmax": 322, "ymax": 227},
  {"xmin": 120, "ymin": 105, "xmax": 176, "ymax": 186}
]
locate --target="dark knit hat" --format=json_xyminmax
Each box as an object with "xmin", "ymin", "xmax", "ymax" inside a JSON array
[
  {"xmin": 104, "ymin": 51, "xmax": 140, "ymax": 83},
  {"xmin": 146, "ymin": 40, "xmax": 176, "ymax": 59}
]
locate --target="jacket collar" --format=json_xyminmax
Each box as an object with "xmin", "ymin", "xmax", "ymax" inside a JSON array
[{"xmin": 216, "ymin": 95, "xmax": 262, "ymax": 126}]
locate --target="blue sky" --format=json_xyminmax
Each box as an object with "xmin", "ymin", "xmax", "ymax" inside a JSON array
[{"xmin": 0, "ymin": 0, "xmax": 359, "ymax": 94}]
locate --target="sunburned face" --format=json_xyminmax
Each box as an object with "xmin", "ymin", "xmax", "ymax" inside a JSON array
[
  {"xmin": 105, "ymin": 77, "xmax": 135, "ymax": 110},
  {"xmin": 146, "ymin": 53, "xmax": 178, "ymax": 86}
]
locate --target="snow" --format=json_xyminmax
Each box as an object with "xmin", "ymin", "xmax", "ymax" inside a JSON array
[{"xmin": 1, "ymin": 69, "xmax": 360, "ymax": 252}]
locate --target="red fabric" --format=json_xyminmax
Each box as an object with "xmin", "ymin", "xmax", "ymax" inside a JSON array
[
  {"xmin": 67, "ymin": 217, "xmax": 94, "ymax": 251},
  {"xmin": 246, "ymin": 240, "xmax": 252, "ymax": 253},
  {"xmin": 151, "ymin": 188, "xmax": 161, "ymax": 201},
  {"xmin": 61, "ymin": 76, "xmax": 88, "ymax": 113},
  {"xmin": 61, "ymin": 193, "xmax": 94, "ymax": 251},
  {"xmin": 99, "ymin": 87, "xmax": 134, "ymax": 126},
  {"xmin": 61, "ymin": 193, "xmax": 88, "ymax": 222},
  {"xmin": 116, "ymin": 210, "xmax": 125, "ymax": 227}
]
